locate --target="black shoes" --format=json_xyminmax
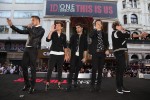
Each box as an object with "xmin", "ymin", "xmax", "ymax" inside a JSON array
[
  {"xmin": 66, "ymin": 86, "xmax": 72, "ymax": 92},
  {"xmin": 116, "ymin": 87, "xmax": 131, "ymax": 94},
  {"xmin": 73, "ymin": 82, "xmax": 80, "ymax": 89},
  {"xmin": 57, "ymin": 84, "xmax": 62, "ymax": 90},
  {"xmin": 90, "ymin": 85, "xmax": 101, "ymax": 93},
  {"xmin": 28, "ymin": 87, "xmax": 35, "ymax": 94},
  {"xmin": 22, "ymin": 85, "xmax": 30, "ymax": 91},
  {"xmin": 95, "ymin": 86, "xmax": 102, "ymax": 93},
  {"xmin": 22, "ymin": 85, "xmax": 35, "ymax": 94},
  {"xmin": 90, "ymin": 86, "xmax": 95, "ymax": 92}
]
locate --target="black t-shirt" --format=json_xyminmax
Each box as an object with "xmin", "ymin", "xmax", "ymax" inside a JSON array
[{"xmin": 46, "ymin": 31, "xmax": 67, "ymax": 52}]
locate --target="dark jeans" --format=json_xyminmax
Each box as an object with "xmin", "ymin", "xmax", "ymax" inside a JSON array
[
  {"xmin": 46, "ymin": 54, "xmax": 64, "ymax": 82},
  {"xmin": 67, "ymin": 56, "xmax": 83, "ymax": 86},
  {"xmin": 91, "ymin": 52, "xmax": 105, "ymax": 87},
  {"xmin": 114, "ymin": 50, "xmax": 126, "ymax": 89},
  {"xmin": 22, "ymin": 47, "xmax": 38, "ymax": 88}
]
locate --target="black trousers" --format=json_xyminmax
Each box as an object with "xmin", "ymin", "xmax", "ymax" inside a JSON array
[
  {"xmin": 47, "ymin": 54, "xmax": 64, "ymax": 82},
  {"xmin": 91, "ymin": 52, "xmax": 105, "ymax": 87},
  {"xmin": 22, "ymin": 47, "xmax": 38, "ymax": 87},
  {"xmin": 114, "ymin": 50, "xmax": 126, "ymax": 89},
  {"xmin": 67, "ymin": 56, "xmax": 83, "ymax": 86}
]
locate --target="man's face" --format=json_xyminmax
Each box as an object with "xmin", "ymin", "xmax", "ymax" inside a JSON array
[
  {"xmin": 55, "ymin": 24, "xmax": 63, "ymax": 31},
  {"xmin": 116, "ymin": 24, "xmax": 123, "ymax": 31},
  {"xmin": 31, "ymin": 18, "xmax": 38, "ymax": 26},
  {"xmin": 76, "ymin": 26, "xmax": 83, "ymax": 34},
  {"xmin": 95, "ymin": 21, "xmax": 102, "ymax": 29}
]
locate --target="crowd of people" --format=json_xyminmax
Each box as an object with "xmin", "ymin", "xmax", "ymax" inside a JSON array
[
  {"xmin": 0, "ymin": 42, "xmax": 25, "ymax": 51},
  {"xmin": 1, "ymin": 61, "xmax": 150, "ymax": 79},
  {"xmin": 0, "ymin": 63, "xmax": 21, "ymax": 74}
]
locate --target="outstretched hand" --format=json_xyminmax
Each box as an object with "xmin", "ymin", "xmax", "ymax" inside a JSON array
[
  {"xmin": 141, "ymin": 32, "xmax": 148, "ymax": 38},
  {"xmin": 6, "ymin": 18, "xmax": 13, "ymax": 26}
]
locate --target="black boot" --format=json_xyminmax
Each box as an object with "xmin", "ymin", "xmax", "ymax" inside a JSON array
[
  {"xmin": 95, "ymin": 85, "xmax": 102, "ymax": 92},
  {"xmin": 90, "ymin": 85, "xmax": 95, "ymax": 92},
  {"xmin": 74, "ymin": 81, "xmax": 80, "ymax": 88},
  {"xmin": 66, "ymin": 85, "xmax": 72, "ymax": 92},
  {"xmin": 22, "ymin": 85, "xmax": 30, "ymax": 91},
  {"xmin": 28, "ymin": 87, "xmax": 35, "ymax": 94}
]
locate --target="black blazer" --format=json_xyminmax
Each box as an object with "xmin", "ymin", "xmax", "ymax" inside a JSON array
[
  {"xmin": 11, "ymin": 25, "xmax": 45, "ymax": 49},
  {"xmin": 46, "ymin": 31, "xmax": 67, "ymax": 52},
  {"xmin": 89, "ymin": 29, "xmax": 109, "ymax": 54},
  {"xmin": 69, "ymin": 33, "xmax": 88, "ymax": 59}
]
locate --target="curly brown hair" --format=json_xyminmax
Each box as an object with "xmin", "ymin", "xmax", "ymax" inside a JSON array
[{"xmin": 112, "ymin": 21, "xmax": 121, "ymax": 30}]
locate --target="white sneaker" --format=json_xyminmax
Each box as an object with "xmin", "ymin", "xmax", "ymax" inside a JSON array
[
  {"xmin": 116, "ymin": 89, "xmax": 123, "ymax": 94},
  {"xmin": 122, "ymin": 87, "xmax": 131, "ymax": 93}
]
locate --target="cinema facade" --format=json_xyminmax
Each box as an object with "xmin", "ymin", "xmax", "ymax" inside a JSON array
[
  {"xmin": 36, "ymin": 0, "xmax": 118, "ymax": 65},
  {"xmin": 41, "ymin": 0, "xmax": 117, "ymax": 49}
]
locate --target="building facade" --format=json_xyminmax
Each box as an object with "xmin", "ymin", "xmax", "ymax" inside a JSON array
[{"xmin": 118, "ymin": 0, "xmax": 150, "ymax": 62}]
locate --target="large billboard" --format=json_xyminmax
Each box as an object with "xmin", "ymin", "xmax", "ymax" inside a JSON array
[{"xmin": 45, "ymin": 0, "xmax": 117, "ymax": 18}]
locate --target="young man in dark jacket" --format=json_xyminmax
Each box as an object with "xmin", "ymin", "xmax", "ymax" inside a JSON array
[
  {"xmin": 89, "ymin": 19, "xmax": 109, "ymax": 92},
  {"xmin": 112, "ymin": 21, "xmax": 148, "ymax": 94},
  {"xmin": 7, "ymin": 16, "xmax": 45, "ymax": 94},
  {"xmin": 66, "ymin": 23, "xmax": 88, "ymax": 92},
  {"xmin": 45, "ymin": 21, "xmax": 70, "ymax": 91}
]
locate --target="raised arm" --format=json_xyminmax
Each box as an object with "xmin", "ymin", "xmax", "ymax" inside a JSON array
[
  {"xmin": 7, "ymin": 18, "xmax": 29, "ymax": 34},
  {"xmin": 46, "ymin": 25, "xmax": 56, "ymax": 42}
]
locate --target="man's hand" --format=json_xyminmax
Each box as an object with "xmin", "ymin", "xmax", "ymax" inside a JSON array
[
  {"xmin": 64, "ymin": 48, "xmax": 70, "ymax": 62},
  {"xmin": 105, "ymin": 50, "xmax": 110, "ymax": 56},
  {"xmin": 6, "ymin": 18, "xmax": 13, "ymax": 26},
  {"xmin": 141, "ymin": 32, "xmax": 148, "ymax": 38},
  {"xmin": 47, "ymin": 25, "xmax": 56, "ymax": 40},
  {"xmin": 81, "ymin": 58, "xmax": 87, "ymax": 63},
  {"xmin": 64, "ymin": 55, "xmax": 70, "ymax": 62},
  {"xmin": 27, "ymin": 23, "xmax": 33, "ymax": 28},
  {"xmin": 50, "ymin": 25, "xmax": 56, "ymax": 32}
]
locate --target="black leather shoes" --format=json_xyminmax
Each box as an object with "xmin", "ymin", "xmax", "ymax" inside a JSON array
[
  {"xmin": 28, "ymin": 87, "xmax": 35, "ymax": 94},
  {"xmin": 90, "ymin": 86, "xmax": 95, "ymax": 92},
  {"xmin": 22, "ymin": 85, "xmax": 30, "ymax": 91},
  {"xmin": 57, "ymin": 84, "xmax": 62, "ymax": 90},
  {"xmin": 74, "ymin": 82, "xmax": 80, "ymax": 88},
  {"xmin": 95, "ymin": 87, "xmax": 102, "ymax": 92},
  {"xmin": 66, "ymin": 86, "xmax": 72, "ymax": 92}
]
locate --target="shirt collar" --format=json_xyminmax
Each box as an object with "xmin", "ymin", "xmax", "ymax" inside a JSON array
[{"xmin": 35, "ymin": 25, "xmax": 41, "ymax": 27}]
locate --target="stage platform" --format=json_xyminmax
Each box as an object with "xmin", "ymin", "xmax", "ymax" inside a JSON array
[
  {"xmin": 0, "ymin": 74, "xmax": 150, "ymax": 100},
  {"xmin": 32, "ymin": 72, "xmax": 150, "ymax": 80}
]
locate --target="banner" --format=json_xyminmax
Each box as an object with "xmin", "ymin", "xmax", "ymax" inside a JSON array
[{"xmin": 46, "ymin": 0, "xmax": 117, "ymax": 18}]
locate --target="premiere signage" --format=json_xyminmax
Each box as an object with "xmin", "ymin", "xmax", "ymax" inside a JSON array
[{"xmin": 46, "ymin": 0, "xmax": 117, "ymax": 18}]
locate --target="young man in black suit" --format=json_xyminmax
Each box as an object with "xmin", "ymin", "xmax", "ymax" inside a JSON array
[
  {"xmin": 45, "ymin": 21, "xmax": 70, "ymax": 91},
  {"xmin": 7, "ymin": 16, "xmax": 45, "ymax": 94},
  {"xmin": 89, "ymin": 19, "xmax": 109, "ymax": 92},
  {"xmin": 66, "ymin": 23, "xmax": 88, "ymax": 92}
]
